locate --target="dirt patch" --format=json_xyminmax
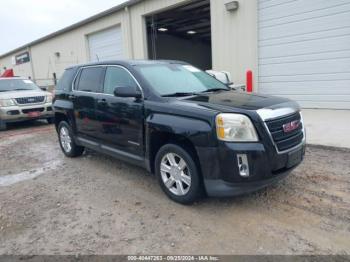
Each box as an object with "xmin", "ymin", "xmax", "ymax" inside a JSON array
[{"xmin": 0, "ymin": 125, "xmax": 349, "ymax": 255}]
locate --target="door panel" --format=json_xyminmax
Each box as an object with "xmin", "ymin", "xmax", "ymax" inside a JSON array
[
  {"xmin": 74, "ymin": 94, "xmax": 99, "ymax": 138},
  {"xmin": 95, "ymin": 95, "xmax": 144, "ymax": 156},
  {"xmin": 95, "ymin": 66, "xmax": 144, "ymax": 157},
  {"xmin": 73, "ymin": 66, "xmax": 105, "ymax": 138}
]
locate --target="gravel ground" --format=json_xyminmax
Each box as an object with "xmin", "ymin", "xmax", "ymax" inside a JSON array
[{"xmin": 0, "ymin": 121, "xmax": 349, "ymax": 255}]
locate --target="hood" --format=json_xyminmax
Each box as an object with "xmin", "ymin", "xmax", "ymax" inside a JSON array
[
  {"xmin": 181, "ymin": 90, "xmax": 293, "ymax": 111},
  {"xmin": 0, "ymin": 89, "xmax": 50, "ymax": 100}
]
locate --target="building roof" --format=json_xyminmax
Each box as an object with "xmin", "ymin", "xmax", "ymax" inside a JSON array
[{"xmin": 0, "ymin": 0, "xmax": 142, "ymax": 59}]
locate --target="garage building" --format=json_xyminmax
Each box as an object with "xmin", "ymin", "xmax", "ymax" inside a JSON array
[{"xmin": 0, "ymin": 0, "xmax": 349, "ymax": 109}]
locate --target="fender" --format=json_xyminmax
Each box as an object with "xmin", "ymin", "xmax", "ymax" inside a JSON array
[
  {"xmin": 144, "ymin": 113, "xmax": 218, "ymax": 175},
  {"xmin": 53, "ymin": 99, "xmax": 73, "ymax": 111},
  {"xmin": 145, "ymin": 113, "xmax": 215, "ymax": 148},
  {"xmin": 53, "ymin": 99, "xmax": 77, "ymax": 133}
]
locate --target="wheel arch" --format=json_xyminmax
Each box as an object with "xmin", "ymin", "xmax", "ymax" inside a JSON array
[
  {"xmin": 53, "ymin": 99, "xmax": 76, "ymax": 132},
  {"xmin": 54, "ymin": 112, "xmax": 68, "ymax": 130},
  {"xmin": 146, "ymin": 114, "xmax": 214, "ymax": 177},
  {"xmin": 147, "ymin": 131, "xmax": 204, "ymax": 181}
]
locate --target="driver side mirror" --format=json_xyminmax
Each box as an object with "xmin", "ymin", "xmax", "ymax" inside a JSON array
[{"xmin": 114, "ymin": 86, "xmax": 142, "ymax": 99}]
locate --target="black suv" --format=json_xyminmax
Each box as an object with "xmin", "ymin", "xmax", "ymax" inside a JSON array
[{"xmin": 53, "ymin": 60, "xmax": 305, "ymax": 204}]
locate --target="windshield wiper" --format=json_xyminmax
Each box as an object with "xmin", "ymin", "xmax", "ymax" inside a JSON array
[
  {"xmin": 162, "ymin": 88, "xmax": 230, "ymax": 97},
  {"xmin": 202, "ymin": 88, "xmax": 229, "ymax": 93},
  {"xmin": 162, "ymin": 92, "xmax": 199, "ymax": 97}
]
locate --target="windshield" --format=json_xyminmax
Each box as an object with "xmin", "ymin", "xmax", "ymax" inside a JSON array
[
  {"xmin": 0, "ymin": 79, "xmax": 41, "ymax": 92},
  {"xmin": 135, "ymin": 64, "xmax": 229, "ymax": 96}
]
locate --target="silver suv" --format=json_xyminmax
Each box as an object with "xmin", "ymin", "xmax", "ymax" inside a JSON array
[{"xmin": 0, "ymin": 77, "xmax": 54, "ymax": 130}]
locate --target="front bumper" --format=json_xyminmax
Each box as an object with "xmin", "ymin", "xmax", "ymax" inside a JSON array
[
  {"xmin": 204, "ymin": 167, "xmax": 293, "ymax": 197},
  {"xmin": 0, "ymin": 103, "xmax": 54, "ymax": 123},
  {"xmin": 197, "ymin": 141, "xmax": 306, "ymax": 197}
]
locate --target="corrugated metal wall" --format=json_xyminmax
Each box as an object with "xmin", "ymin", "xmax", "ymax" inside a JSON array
[
  {"xmin": 258, "ymin": 0, "xmax": 350, "ymax": 109},
  {"xmin": 88, "ymin": 26, "xmax": 124, "ymax": 62}
]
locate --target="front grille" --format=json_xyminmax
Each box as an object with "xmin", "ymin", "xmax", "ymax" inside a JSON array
[
  {"xmin": 15, "ymin": 96, "xmax": 45, "ymax": 104},
  {"xmin": 22, "ymin": 108, "xmax": 45, "ymax": 114},
  {"xmin": 265, "ymin": 112, "xmax": 304, "ymax": 152}
]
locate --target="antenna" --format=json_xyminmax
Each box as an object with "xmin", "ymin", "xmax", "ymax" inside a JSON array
[{"xmin": 96, "ymin": 54, "xmax": 100, "ymax": 62}]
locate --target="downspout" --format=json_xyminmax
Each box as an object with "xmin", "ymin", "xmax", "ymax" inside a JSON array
[
  {"xmin": 27, "ymin": 46, "xmax": 36, "ymax": 82},
  {"xmin": 125, "ymin": 6, "xmax": 134, "ymax": 59}
]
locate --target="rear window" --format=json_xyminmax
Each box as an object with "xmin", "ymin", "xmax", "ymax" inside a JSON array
[
  {"xmin": 56, "ymin": 69, "xmax": 76, "ymax": 91},
  {"xmin": 76, "ymin": 67, "xmax": 105, "ymax": 93}
]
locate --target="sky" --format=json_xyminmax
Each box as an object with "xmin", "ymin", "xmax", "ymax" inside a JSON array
[{"xmin": 0, "ymin": 0, "xmax": 128, "ymax": 55}]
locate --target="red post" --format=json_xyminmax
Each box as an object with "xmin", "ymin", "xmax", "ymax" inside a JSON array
[{"xmin": 246, "ymin": 70, "xmax": 253, "ymax": 93}]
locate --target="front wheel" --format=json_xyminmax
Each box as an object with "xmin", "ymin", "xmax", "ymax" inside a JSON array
[
  {"xmin": 58, "ymin": 121, "xmax": 84, "ymax": 157},
  {"xmin": 155, "ymin": 144, "xmax": 203, "ymax": 204}
]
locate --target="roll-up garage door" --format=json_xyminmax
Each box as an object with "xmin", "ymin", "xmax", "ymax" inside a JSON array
[
  {"xmin": 258, "ymin": 0, "xmax": 350, "ymax": 109},
  {"xmin": 88, "ymin": 26, "xmax": 123, "ymax": 62}
]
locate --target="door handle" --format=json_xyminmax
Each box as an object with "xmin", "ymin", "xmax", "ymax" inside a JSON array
[
  {"xmin": 98, "ymin": 99, "xmax": 108, "ymax": 106},
  {"xmin": 68, "ymin": 94, "xmax": 76, "ymax": 100}
]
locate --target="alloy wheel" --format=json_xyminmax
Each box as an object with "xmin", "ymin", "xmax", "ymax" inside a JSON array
[
  {"xmin": 60, "ymin": 126, "xmax": 72, "ymax": 153},
  {"xmin": 160, "ymin": 153, "xmax": 191, "ymax": 196}
]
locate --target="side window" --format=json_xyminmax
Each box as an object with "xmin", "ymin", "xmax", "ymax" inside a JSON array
[
  {"xmin": 103, "ymin": 67, "xmax": 138, "ymax": 95},
  {"xmin": 76, "ymin": 67, "xmax": 105, "ymax": 93},
  {"xmin": 56, "ymin": 68, "xmax": 76, "ymax": 91}
]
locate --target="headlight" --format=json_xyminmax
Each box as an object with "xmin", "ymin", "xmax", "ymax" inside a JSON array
[
  {"xmin": 0, "ymin": 99, "xmax": 16, "ymax": 107},
  {"xmin": 216, "ymin": 113, "xmax": 258, "ymax": 142},
  {"xmin": 46, "ymin": 94, "xmax": 53, "ymax": 103}
]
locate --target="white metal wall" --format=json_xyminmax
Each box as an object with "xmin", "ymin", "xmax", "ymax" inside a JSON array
[
  {"xmin": 0, "ymin": 0, "xmax": 258, "ymax": 89},
  {"xmin": 258, "ymin": 0, "xmax": 350, "ymax": 109},
  {"xmin": 88, "ymin": 26, "xmax": 123, "ymax": 62},
  {"xmin": 211, "ymin": 0, "xmax": 258, "ymax": 87}
]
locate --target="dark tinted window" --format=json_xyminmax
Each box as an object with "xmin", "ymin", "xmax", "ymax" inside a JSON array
[
  {"xmin": 56, "ymin": 68, "xmax": 76, "ymax": 91},
  {"xmin": 76, "ymin": 67, "xmax": 105, "ymax": 93},
  {"xmin": 103, "ymin": 67, "xmax": 138, "ymax": 95}
]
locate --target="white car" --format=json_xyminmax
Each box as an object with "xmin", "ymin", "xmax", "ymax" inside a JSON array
[
  {"xmin": 0, "ymin": 77, "xmax": 54, "ymax": 130},
  {"xmin": 206, "ymin": 70, "xmax": 246, "ymax": 91}
]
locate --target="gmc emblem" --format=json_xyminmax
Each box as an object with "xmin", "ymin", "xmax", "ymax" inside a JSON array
[{"xmin": 283, "ymin": 120, "xmax": 301, "ymax": 133}]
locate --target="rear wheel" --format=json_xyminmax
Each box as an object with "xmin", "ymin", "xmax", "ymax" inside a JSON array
[
  {"xmin": 155, "ymin": 144, "xmax": 202, "ymax": 204},
  {"xmin": 58, "ymin": 121, "xmax": 84, "ymax": 157}
]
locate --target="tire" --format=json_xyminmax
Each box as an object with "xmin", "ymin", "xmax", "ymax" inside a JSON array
[
  {"xmin": 155, "ymin": 144, "xmax": 203, "ymax": 204},
  {"xmin": 47, "ymin": 117, "xmax": 54, "ymax": 124},
  {"xmin": 0, "ymin": 120, "xmax": 7, "ymax": 131},
  {"xmin": 57, "ymin": 121, "xmax": 84, "ymax": 157}
]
